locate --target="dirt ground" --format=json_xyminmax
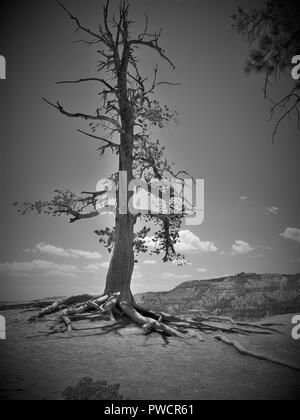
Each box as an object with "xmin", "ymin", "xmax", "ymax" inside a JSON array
[{"xmin": 0, "ymin": 309, "xmax": 299, "ymax": 400}]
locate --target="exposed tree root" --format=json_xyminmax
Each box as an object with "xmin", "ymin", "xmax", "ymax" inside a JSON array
[
  {"xmin": 215, "ymin": 335, "xmax": 300, "ymax": 373},
  {"xmin": 28, "ymin": 292, "xmax": 298, "ymax": 372},
  {"xmin": 59, "ymin": 294, "xmax": 121, "ymax": 332},
  {"xmin": 119, "ymin": 301, "xmax": 187, "ymax": 339},
  {"xmin": 34, "ymin": 292, "xmax": 280, "ymax": 338},
  {"xmin": 193, "ymin": 315, "xmax": 282, "ymax": 333},
  {"xmin": 37, "ymin": 294, "xmax": 107, "ymax": 318}
]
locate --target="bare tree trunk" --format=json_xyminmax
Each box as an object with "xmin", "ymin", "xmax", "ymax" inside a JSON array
[
  {"xmin": 104, "ymin": 79, "xmax": 135, "ymax": 302},
  {"xmin": 104, "ymin": 43, "xmax": 136, "ymax": 303},
  {"xmin": 104, "ymin": 213, "xmax": 135, "ymax": 302}
]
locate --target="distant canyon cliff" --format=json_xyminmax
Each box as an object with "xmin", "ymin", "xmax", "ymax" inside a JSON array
[{"xmin": 135, "ymin": 273, "xmax": 300, "ymax": 320}]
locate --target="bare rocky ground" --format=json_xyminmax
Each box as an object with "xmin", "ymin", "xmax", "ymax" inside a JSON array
[{"xmin": 0, "ymin": 309, "xmax": 299, "ymax": 400}]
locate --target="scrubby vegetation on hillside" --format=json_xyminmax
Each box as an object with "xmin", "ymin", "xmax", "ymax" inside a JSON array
[{"xmin": 62, "ymin": 377, "xmax": 125, "ymax": 401}]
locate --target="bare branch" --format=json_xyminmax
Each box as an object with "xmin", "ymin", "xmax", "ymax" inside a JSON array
[
  {"xmin": 56, "ymin": 78, "xmax": 115, "ymax": 91},
  {"xmin": 129, "ymin": 38, "xmax": 176, "ymax": 70},
  {"xmin": 156, "ymin": 81, "xmax": 181, "ymax": 88},
  {"xmin": 43, "ymin": 98, "xmax": 121, "ymax": 130},
  {"xmin": 81, "ymin": 191, "xmax": 107, "ymax": 198},
  {"xmin": 73, "ymin": 39, "xmax": 102, "ymax": 46},
  {"xmin": 77, "ymin": 129, "xmax": 119, "ymax": 149},
  {"xmin": 138, "ymin": 13, "xmax": 149, "ymax": 41},
  {"xmin": 103, "ymin": 0, "xmax": 115, "ymax": 47},
  {"xmin": 168, "ymin": 170, "xmax": 196, "ymax": 185},
  {"xmin": 268, "ymin": 86, "xmax": 300, "ymax": 142},
  {"xmin": 56, "ymin": 1, "xmax": 103, "ymax": 42},
  {"xmin": 65, "ymin": 209, "xmax": 100, "ymax": 224},
  {"xmin": 271, "ymin": 95, "xmax": 300, "ymax": 142}
]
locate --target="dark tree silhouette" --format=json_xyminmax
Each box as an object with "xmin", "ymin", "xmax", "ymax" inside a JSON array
[{"xmin": 232, "ymin": 0, "xmax": 300, "ymax": 140}]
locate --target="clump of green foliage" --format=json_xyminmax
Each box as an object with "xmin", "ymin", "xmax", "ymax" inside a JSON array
[{"xmin": 62, "ymin": 377, "xmax": 125, "ymax": 400}]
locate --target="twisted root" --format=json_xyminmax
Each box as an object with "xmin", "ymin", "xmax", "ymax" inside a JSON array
[
  {"xmin": 30, "ymin": 292, "xmax": 300, "ymax": 371},
  {"xmin": 59, "ymin": 294, "xmax": 121, "ymax": 332},
  {"xmin": 215, "ymin": 335, "xmax": 300, "ymax": 372},
  {"xmin": 36, "ymin": 292, "xmax": 280, "ymax": 338}
]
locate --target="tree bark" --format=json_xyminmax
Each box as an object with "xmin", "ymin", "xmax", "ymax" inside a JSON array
[
  {"xmin": 104, "ymin": 96, "xmax": 135, "ymax": 301},
  {"xmin": 104, "ymin": 213, "xmax": 135, "ymax": 302},
  {"xmin": 104, "ymin": 45, "xmax": 135, "ymax": 303}
]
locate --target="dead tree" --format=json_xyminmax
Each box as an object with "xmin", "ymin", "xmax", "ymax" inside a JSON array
[{"xmin": 14, "ymin": 0, "xmax": 195, "ymax": 336}]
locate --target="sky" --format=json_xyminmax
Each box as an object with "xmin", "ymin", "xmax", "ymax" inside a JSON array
[{"xmin": 0, "ymin": 0, "xmax": 300, "ymax": 301}]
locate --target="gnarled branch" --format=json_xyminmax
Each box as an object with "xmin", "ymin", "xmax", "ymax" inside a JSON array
[
  {"xmin": 43, "ymin": 98, "xmax": 121, "ymax": 130},
  {"xmin": 56, "ymin": 78, "xmax": 115, "ymax": 91},
  {"xmin": 56, "ymin": 0, "xmax": 104, "ymax": 44},
  {"xmin": 129, "ymin": 38, "xmax": 176, "ymax": 70},
  {"xmin": 77, "ymin": 130, "xmax": 119, "ymax": 149}
]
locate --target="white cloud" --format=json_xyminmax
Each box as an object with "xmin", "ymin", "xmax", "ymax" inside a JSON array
[
  {"xmin": 84, "ymin": 264, "xmax": 101, "ymax": 273},
  {"xmin": 266, "ymin": 206, "xmax": 279, "ymax": 215},
  {"xmin": 98, "ymin": 262, "xmax": 110, "ymax": 269},
  {"xmin": 30, "ymin": 243, "xmax": 102, "ymax": 260},
  {"xmin": 280, "ymin": 228, "xmax": 300, "ymax": 244},
  {"xmin": 132, "ymin": 266, "xmax": 143, "ymax": 281},
  {"xmin": 84, "ymin": 262, "xmax": 110, "ymax": 272},
  {"xmin": 197, "ymin": 268, "xmax": 208, "ymax": 273},
  {"xmin": 240, "ymin": 196, "xmax": 248, "ymax": 200},
  {"xmin": 145, "ymin": 230, "xmax": 217, "ymax": 255},
  {"xmin": 0, "ymin": 258, "xmax": 111, "ymax": 279},
  {"xmin": 133, "ymin": 271, "xmax": 143, "ymax": 281},
  {"xmin": 162, "ymin": 273, "xmax": 192, "ymax": 280},
  {"xmin": 143, "ymin": 260, "xmax": 157, "ymax": 265},
  {"xmin": 176, "ymin": 230, "xmax": 218, "ymax": 254},
  {"xmin": 0, "ymin": 260, "xmax": 80, "ymax": 278},
  {"xmin": 231, "ymin": 240, "xmax": 254, "ymax": 255},
  {"xmin": 43, "ymin": 271, "xmax": 78, "ymax": 279}
]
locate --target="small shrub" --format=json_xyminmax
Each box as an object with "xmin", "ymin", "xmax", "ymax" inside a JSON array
[{"xmin": 62, "ymin": 377, "xmax": 124, "ymax": 400}]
